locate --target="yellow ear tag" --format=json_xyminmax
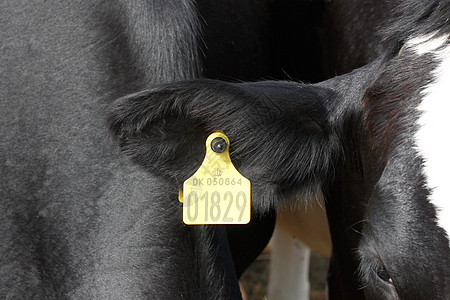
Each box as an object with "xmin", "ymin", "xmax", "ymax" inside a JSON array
[{"xmin": 179, "ymin": 131, "xmax": 251, "ymax": 225}]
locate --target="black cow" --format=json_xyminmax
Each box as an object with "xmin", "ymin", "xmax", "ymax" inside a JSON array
[
  {"xmin": 0, "ymin": 0, "xmax": 297, "ymax": 298},
  {"xmin": 109, "ymin": 1, "xmax": 450, "ymax": 298}
]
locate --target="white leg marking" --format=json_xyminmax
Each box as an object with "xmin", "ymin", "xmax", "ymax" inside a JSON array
[
  {"xmin": 268, "ymin": 228, "xmax": 311, "ymax": 300},
  {"xmin": 413, "ymin": 33, "xmax": 450, "ymax": 237}
]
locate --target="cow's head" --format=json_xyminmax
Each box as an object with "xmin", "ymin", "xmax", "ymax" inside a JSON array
[{"xmin": 108, "ymin": 51, "xmax": 449, "ymax": 297}]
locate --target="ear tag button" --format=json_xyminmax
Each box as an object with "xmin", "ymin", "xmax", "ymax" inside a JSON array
[{"xmin": 179, "ymin": 131, "xmax": 251, "ymax": 225}]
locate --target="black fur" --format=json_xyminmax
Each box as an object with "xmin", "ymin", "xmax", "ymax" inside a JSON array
[
  {"xmin": 1, "ymin": 0, "xmax": 288, "ymax": 298},
  {"xmin": 355, "ymin": 43, "xmax": 449, "ymax": 300},
  {"xmin": 2, "ymin": 0, "xmax": 240, "ymax": 298},
  {"xmin": 318, "ymin": 0, "xmax": 398, "ymax": 77},
  {"xmin": 108, "ymin": 1, "xmax": 450, "ymax": 298}
]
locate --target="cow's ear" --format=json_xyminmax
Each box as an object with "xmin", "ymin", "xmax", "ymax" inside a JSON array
[
  {"xmin": 107, "ymin": 79, "xmax": 258, "ymax": 188},
  {"xmin": 108, "ymin": 79, "xmax": 266, "ymax": 185},
  {"xmin": 107, "ymin": 79, "xmax": 339, "ymax": 209},
  {"xmin": 107, "ymin": 83, "xmax": 213, "ymax": 185}
]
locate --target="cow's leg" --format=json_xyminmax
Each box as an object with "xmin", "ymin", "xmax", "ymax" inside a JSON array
[
  {"xmin": 268, "ymin": 228, "xmax": 311, "ymax": 300},
  {"xmin": 268, "ymin": 193, "xmax": 330, "ymax": 300}
]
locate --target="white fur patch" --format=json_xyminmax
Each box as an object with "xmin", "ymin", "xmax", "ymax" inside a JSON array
[
  {"xmin": 407, "ymin": 32, "xmax": 449, "ymax": 55},
  {"xmin": 413, "ymin": 33, "xmax": 450, "ymax": 237}
]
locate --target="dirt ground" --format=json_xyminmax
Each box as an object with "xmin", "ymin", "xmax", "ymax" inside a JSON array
[{"xmin": 240, "ymin": 250, "xmax": 329, "ymax": 300}]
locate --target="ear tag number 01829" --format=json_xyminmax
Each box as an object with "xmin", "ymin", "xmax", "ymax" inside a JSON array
[{"xmin": 179, "ymin": 132, "xmax": 251, "ymax": 225}]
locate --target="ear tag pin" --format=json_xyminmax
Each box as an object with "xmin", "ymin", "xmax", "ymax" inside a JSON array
[{"xmin": 179, "ymin": 131, "xmax": 251, "ymax": 225}]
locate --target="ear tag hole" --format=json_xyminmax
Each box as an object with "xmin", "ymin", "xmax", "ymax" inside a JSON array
[{"xmin": 179, "ymin": 131, "xmax": 251, "ymax": 225}]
